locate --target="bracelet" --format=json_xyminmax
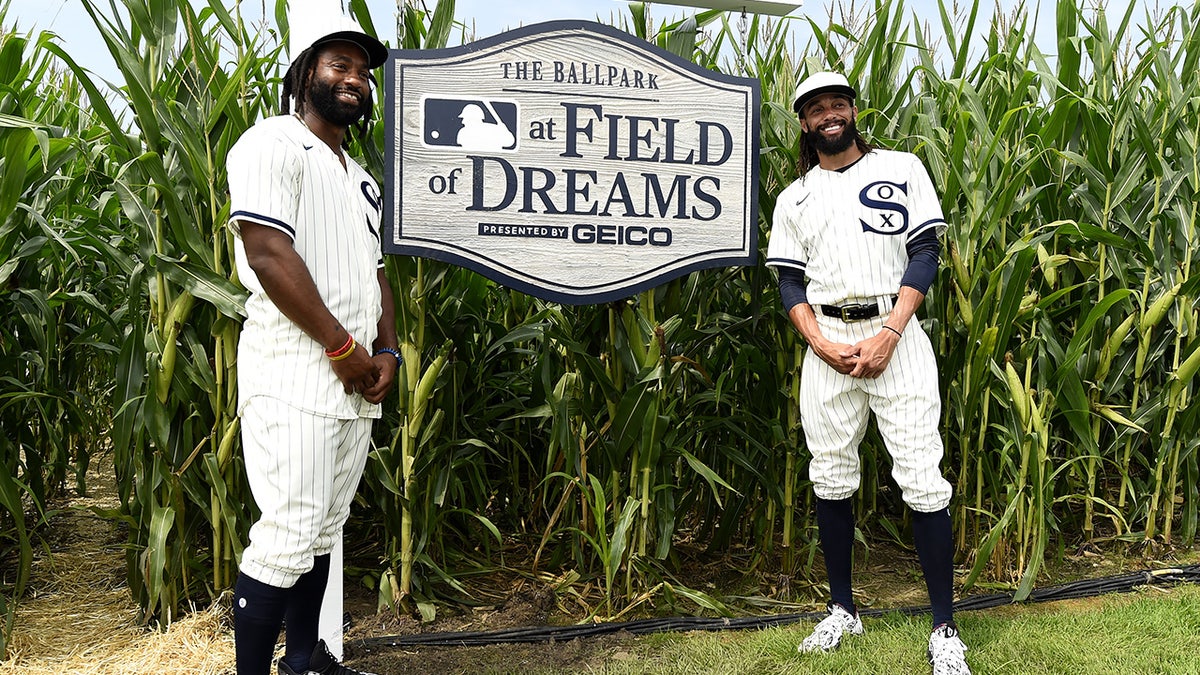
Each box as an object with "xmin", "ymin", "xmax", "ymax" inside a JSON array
[
  {"xmin": 325, "ymin": 333, "xmax": 354, "ymax": 358},
  {"xmin": 374, "ymin": 347, "xmax": 402, "ymax": 366},
  {"xmin": 328, "ymin": 341, "xmax": 357, "ymax": 362},
  {"xmin": 882, "ymin": 325, "xmax": 903, "ymax": 338}
]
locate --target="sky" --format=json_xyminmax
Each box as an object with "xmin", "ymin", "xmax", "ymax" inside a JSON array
[{"xmin": 3, "ymin": 0, "xmax": 1164, "ymax": 87}]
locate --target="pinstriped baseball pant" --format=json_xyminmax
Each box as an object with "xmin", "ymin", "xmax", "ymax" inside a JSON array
[
  {"xmin": 239, "ymin": 396, "xmax": 373, "ymax": 588},
  {"xmin": 800, "ymin": 313, "xmax": 952, "ymax": 513}
]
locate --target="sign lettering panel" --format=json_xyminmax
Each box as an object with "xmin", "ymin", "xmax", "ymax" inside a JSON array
[{"xmin": 384, "ymin": 21, "xmax": 759, "ymax": 304}]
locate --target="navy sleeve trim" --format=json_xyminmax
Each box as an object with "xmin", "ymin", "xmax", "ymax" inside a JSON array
[
  {"xmin": 909, "ymin": 217, "xmax": 946, "ymax": 240},
  {"xmin": 765, "ymin": 257, "xmax": 807, "ymax": 273},
  {"xmin": 231, "ymin": 210, "xmax": 296, "ymax": 238}
]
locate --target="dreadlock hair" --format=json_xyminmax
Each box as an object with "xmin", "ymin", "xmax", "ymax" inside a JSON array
[
  {"xmin": 280, "ymin": 44, "xmax": 376, "ymax": 150},
  {"xmin": 796, "ymin": 120, "xmax": 874, "ymax": 177}
]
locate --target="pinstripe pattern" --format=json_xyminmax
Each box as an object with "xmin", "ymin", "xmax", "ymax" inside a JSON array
[
  {"xmin": 228, "ymin": 114, "xmax": 384, "ymax": 420},
  {"xmin": 227, "ymin": 114, "xmax": 386, "ymax": 588},
  {"xmin": 799, "ymin": 315, "xmax": 951, "ymax": 512},
  {"xmin": 768, "ymin": 147, "xmax": 952, "ymax": 514},
  {"xmin": 766, "ymin": 149, "xmax": 946, "ymax": 307},
  {"xmin": 239, "ymin": 396, "xmax": 373, "ymax": 587}
]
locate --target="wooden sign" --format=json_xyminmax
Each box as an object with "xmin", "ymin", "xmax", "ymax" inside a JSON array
[{"xmin": 383, "ymin": 21, "xmax": 759, "ymax": 304}]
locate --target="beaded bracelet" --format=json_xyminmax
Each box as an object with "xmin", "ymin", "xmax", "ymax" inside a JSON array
[{"xmin": 374, "ymin": 347, "xmax": 402, "ymax": 366}]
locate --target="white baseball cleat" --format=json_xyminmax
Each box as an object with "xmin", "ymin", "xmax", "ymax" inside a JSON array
[
  {"xmin": 797, "ymin": 602, "xmax": 864, "ymax": 653},
  {"xmin": 928, "ymin": 623, "xmax": 971, "ymax": 675}
]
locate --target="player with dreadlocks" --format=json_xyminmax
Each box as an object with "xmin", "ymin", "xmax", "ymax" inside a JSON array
[
  {"xmin": 766, "ymin": 71, "xmax": 971, "ymax": 675},
  {"xmin": 225, "ymin": 5, "xmax": 396, "ymax": 675}
]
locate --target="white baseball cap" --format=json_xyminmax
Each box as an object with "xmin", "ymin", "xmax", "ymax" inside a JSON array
[
  {"xmin": 288, "ymin": 0, "xmax": 388, "ymax": 69},
  {"xmin": 791, "ymin": 71, "xmax": 856, "ymax": 113}
]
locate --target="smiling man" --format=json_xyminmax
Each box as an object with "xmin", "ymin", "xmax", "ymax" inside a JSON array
[
  {"xmin": 765, "ymin": 72, "xmax": 970, "ymax": 675},
  {"xmin": 225, "ymin": 7, "xmax": 396, "ymax": 675}
]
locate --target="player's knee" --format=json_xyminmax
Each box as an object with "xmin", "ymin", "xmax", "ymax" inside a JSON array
[{"xmin": 900, "ymin": 486, "xmax": 952, "ymax": 513}]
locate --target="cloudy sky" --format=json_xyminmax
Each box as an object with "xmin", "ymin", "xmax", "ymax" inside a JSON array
[{"xmin": 4, "ymin": 0, "xmax": 1162, "ymax": 85}]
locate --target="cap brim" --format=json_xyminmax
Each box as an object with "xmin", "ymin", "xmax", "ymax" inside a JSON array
[
  {"xmin": 312, "ymin": 31, "xmax": 388, "ymax": 69},
  {"xmin": 793, "ymin": 84, "xmax": 856, "ymax": 113}
]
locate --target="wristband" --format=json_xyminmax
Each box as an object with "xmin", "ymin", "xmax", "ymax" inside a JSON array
[
  {"xmin": 325, "ymin": 333, "xmax": 354, "ymax": 358},
  {"xmin": 882, "ymin": 325, "xmax": 903, "ymax": 338},
  {"xmin": 374, "ymin": 347, "xmax": 402, "ymax": 366},
  {"xmin": 328, "ymin": 341, "xmax": 357, "ymax": 362}
]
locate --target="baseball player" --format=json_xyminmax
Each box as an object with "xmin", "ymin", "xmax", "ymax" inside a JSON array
[
  {"xmin": 226, "ymin": 4, "xmax": 395, "ymax": 674},
  {"xmin": 766, "ymin": 71, "xmax": 970, "ymax": 675}
]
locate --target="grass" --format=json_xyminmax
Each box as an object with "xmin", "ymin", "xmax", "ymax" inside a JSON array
[{"xmin": 597, "ymin": 584, "xmax": 1200, "ymax": 674}]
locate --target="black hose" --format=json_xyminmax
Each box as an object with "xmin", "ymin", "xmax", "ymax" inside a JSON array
[{"xmin": 354, "ymin": 564, "xmax": 1200, "ymax": 649}]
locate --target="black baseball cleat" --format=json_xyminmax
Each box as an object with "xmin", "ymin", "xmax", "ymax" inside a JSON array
[{"xmin": 278, "ymin": 640, "xmax": 378, "ymax": 675}]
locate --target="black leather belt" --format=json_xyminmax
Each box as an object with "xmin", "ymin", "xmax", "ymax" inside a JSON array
[{"xmin": 817, "ymin": 296, "xmax": 898, "ymax": 322}]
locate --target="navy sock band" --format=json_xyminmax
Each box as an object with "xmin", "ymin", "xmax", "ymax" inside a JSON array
[
  {"xmin": 912, "ymin": 507, "xmax": 955, "ymax": 628},
  {"xmin": 233, "ymin": 572, "xmax": 288, "ymax": 675},
  {"xmin": 281, "ymin": 554, "xmax": 332, "ymax": 672},
  {"xmin": 816, "ymin": 497, "xmax": 856, "ymax": 616}
]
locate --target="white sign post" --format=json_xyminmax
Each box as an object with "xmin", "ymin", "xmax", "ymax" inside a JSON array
[
  {"xmin": 383, "ymin": 21, "xmax": 759, "ymax": 303},
  {"xmin": 318, "ymin": 536, "xmax": 344, "ymax": 660}
]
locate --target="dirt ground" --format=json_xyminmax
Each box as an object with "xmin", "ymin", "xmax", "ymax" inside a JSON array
[{"xmin": 2, "ymin": 465, "xmax": 1195, "ymax": 674}]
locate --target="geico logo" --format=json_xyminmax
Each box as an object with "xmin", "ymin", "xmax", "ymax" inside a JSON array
[{"xmin": 571, "ymin": 224, "xmax": 672, "ymax": 246}]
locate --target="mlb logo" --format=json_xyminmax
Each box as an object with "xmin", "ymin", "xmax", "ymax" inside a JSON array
[{"xmin": 421, "ymin": 96, "xmax": 519, "ymax": 152}]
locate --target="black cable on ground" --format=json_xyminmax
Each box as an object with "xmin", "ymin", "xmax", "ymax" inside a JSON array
[{"xmin": 354, "ymin": 564, "xmax": 1200, "ymax": 649}]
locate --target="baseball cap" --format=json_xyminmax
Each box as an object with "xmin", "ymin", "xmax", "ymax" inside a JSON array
[
  {"xmin": 792, "ymin": 71, "xmax": 856, "ymax": 113},
  {"xmin": 288, "ymin": 2, "xmax": 388, "ymax": 69}
]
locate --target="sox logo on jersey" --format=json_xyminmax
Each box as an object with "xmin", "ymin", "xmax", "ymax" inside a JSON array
[{"xmin": 858, "ymin": 180, "xmax": 909, "ymax": 235}]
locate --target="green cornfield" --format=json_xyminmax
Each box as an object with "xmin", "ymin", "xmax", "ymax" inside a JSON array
[{"xmin": 1, "ymin": 0, "xmax": 1197, "ymax": 655}]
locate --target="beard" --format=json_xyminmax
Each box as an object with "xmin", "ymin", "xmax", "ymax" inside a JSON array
[
  {"xmin": 808, "ymin": 117, "xmax": 858, "ymax": 155},
  {"xmin": 308, "ymin": 79, "xmax": 371, "ymax": 127}
]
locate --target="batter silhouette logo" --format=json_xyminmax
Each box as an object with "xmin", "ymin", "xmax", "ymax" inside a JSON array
[
  {"xmin": 421, "ymin": 97, "xmax": 519, "ymax": 152},
  {"xmin": 384, "ymin": 21, "xmax": 760, "ymax": 304}
]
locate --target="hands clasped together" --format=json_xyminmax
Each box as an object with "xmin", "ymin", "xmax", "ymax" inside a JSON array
[
  {"xmin": 810, "ymin": 328, "xmax": 902, "ymax": 379},
  {"xmin": 330, "ymin": 344, "xmax": 397, "ymax": 403}
]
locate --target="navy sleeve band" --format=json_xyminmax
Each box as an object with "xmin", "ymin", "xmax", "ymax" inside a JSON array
[
  {"xmin": 778, "ymin": 266, "xmax": 809, "ymax": 311},
  {"xmin": 900, "ymin": 229, "xmax": 941, "ymax": 294}
]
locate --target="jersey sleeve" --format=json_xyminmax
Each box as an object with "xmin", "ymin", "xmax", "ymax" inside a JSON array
[
  {"xmin": 227, "ymin": 128, "xmax": 302, "ymax": 239},
  {"xmin": 765, "ymin": 188, "xmax": 809, "ymax": 273},
  {"xmin": 905, "ymin": 155, "xmax": 947, "ymax": 242}
]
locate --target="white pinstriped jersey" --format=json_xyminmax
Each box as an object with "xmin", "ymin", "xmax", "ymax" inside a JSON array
[
  {"xmin": 765, "ymin": 149, "xmax": 946, "ymax": 306},
  {"xmin": 228, "ymin": 115, "xmax": 384, "ymax": 420}
]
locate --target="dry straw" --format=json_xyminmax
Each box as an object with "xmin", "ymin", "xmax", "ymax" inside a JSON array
[{"xmin": 0, "ymin": 600, "xmax": 235, "ymax": 675}]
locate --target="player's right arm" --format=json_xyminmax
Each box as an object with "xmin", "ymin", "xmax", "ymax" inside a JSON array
[
  {"xmin": 783, "ymin": 289, "xmax": 859, "ymax": 375},
  {"xmin": 228, "ymin": 127, "xmax": 378, "ymax": 395},
  {"xmin": 769, "ymin": 187, "xmax": 859, "ymax": 374},
  {"xmin": 239, "ymin": 223, "xmax": 381, "ymax": 395}
]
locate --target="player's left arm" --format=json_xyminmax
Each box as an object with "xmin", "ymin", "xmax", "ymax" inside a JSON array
[
  {"xmin": 850, "ymin": 230, "xmax": 939, "ymax": 378},
  {"xmin": 363, "ymin": 267, "xmax": 399, "ymax": 403}
]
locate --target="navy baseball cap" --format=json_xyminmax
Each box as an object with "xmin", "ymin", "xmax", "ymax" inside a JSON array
[{"xmin": 792, "ymin": 71, "xmax": 857, "ymax": 113}]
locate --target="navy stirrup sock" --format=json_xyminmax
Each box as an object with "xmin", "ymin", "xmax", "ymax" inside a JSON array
[
  {"xmin": 912, "ymin": 507, "xmax": 956, "ymax": 628},
  {"xmin": 233, "ymin": 572, "xmax": 289, "ymax": 675},
  {"xmin": 281, "ymin": 554, "xmax": 332, "ymax": 673},
  {"xmin": 816, "ymin": 496, "xmax": 857, "ymax": 616}
]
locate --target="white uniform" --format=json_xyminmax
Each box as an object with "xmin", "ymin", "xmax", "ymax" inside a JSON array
[
  {"xmin": 228, "ymin": 114, "xmax": 385, "ymax": 587},
  {"xmin": 767, "ymin": 148, "xmax": 952, "ymax": 512}
]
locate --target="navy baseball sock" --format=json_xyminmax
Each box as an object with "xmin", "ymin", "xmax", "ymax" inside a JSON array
[
  {"xmin": 233, "ymin": 572, "xmax": 289, "ymax": 675},
  {"xmin": 912, "ymin": 507, "xmax": 956, "ymax": 628},
  {"xmin": 281, "ymin": 553, "xmax": 332, "ymax": 673},
  {"xmin": 816, "ymin": 496, "xmax": 857, "ymax": 616}
]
